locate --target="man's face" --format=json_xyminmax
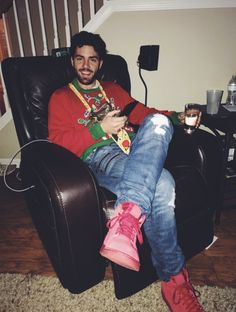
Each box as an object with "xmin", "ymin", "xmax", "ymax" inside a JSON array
[{"xmin": 71, "ymin": 45, "xmax": 103, "ymax": 89}]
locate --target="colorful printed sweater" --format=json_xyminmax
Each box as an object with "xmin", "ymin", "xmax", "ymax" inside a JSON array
[{"xmin": 48, "ymin": 80, "xmax": 179, "ymax": 160}]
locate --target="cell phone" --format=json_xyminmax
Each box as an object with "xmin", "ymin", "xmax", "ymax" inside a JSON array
[{"xmin": 120, "ymin": 101, "xmax": 138, "ymax": 116}]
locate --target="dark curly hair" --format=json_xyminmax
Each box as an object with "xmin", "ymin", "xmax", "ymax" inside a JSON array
[{"xmin": 70, "ymin": 31, "xmax": 107, "ymax": 60}]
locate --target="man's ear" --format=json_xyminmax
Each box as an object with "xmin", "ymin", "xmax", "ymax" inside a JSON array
[{"xmin": 71, "ymin": 57, "xmax": 74, "ymax": 67}]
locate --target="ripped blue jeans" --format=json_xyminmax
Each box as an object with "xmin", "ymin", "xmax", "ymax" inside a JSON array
[{"xmin": 85, "ymin": 113, "xmax": 185, "ymax": 281}]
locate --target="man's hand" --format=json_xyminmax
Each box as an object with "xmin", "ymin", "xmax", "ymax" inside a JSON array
[{"xmin": 100, "ymin": 110, "xmax": 128, "ymax": 135}]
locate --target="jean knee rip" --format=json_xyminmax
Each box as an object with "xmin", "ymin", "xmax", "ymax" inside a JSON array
[
  {"xmin": 168, "ymin": 188, "xmax": 176, "ymax": 208},
  {"xmin": 150, "ymin": 114, "xmax": 171, "ymax": 136}
]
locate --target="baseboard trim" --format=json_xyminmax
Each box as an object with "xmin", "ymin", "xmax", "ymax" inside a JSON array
[
  {"xmin": 0, "ymin": 110, "xmax": 12, "ymax": 131},
  {"xmin": 0, "ymin": 158, "xmax": 20, "ymax": 168}
]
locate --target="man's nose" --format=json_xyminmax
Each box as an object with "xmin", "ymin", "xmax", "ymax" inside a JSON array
[{"xmin": 83, "ymin": 59, "xmax": 90, "ymax": 68}]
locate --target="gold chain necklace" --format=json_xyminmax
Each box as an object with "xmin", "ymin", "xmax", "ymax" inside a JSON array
[{"xmin": 68, "ymin": 80, "xmax": 109, "ymax": 111}]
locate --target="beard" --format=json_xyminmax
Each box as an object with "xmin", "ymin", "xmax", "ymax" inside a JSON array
[{"xmin": 76, "ymin": 67, "xmax": 99, "ymax": 86}]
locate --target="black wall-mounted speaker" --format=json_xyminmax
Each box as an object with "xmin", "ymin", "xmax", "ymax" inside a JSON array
[{"xmin": 138, "ymin": 45, "xmax": 159, "ymax": 71}]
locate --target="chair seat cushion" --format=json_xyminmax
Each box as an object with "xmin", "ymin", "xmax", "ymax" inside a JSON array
[{"xmin": 170, "ymin": 165, "xmax": 209, "ymax": 222}]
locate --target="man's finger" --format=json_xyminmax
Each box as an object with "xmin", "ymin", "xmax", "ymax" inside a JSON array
[{"xmin": 106, "ymin": 110, "xmax": 120, "ymax": 117}]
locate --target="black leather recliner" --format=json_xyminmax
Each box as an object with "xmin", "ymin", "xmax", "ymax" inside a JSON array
[{"xmin": 2, "ymin": 54, "xmax": 221, "ymax": 299}]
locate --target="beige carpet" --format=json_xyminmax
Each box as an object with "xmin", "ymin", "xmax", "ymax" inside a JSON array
[{"xmin": 0, "ymin": 273, "xmax": 235, "ymax": 312}]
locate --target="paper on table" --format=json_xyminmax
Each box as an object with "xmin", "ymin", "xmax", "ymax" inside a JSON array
[{"xmin": 223, "ymin": 104, "xmax": 236, "ymax": 112}]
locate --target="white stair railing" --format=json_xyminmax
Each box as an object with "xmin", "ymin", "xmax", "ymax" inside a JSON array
[
  {"xmin": 64, "ymin": 0, "xmax": 71, "ymax": 48},
  {"xmin": 51, "ymin": 0, "xmax": 59, "ymax": 49},
  {"xmin": 25, "ymin": 0, "xmax": 36, "ymax": 56},
  {"xmin": 38, "ymin": 0, "xmax": 49, "ymax": 56},
  {"xmin": 77, "ymin": 0, "xmax": 83, "ymax": 31},
  {"xmin": 13, "ymin": 1, "xmax": 24, "ymax": 57}
]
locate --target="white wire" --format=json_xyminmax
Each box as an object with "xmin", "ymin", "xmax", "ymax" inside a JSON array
[{"xmin": 3, "ymin": 139, "xmax": 51, "ymax": 193}]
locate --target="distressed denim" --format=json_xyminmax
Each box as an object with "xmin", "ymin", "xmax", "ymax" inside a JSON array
[{"xmin": 85, "ymin": 113, "xmax": 185, "ymax": 281}]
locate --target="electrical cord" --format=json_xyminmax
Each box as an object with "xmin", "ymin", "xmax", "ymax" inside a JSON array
[
  {"xmin": 137, "ymin": 61, "xmax": 148, "ymax": 107},
  {"xmin": 3, "ymin": 139, "xmax": 51, "ymax": 193},
  {"xmin": 138, "ymin": 66, "xmax": 148, "ymax": 107}
]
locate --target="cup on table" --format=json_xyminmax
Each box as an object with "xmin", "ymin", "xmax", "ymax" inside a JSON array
[
  {"xmin": 184, "ymin": 103, "xmax": 201, "ymax": 134},
  {"xmin": 206, "ymin": 90, "xmax": 223, "ymax": 114}
]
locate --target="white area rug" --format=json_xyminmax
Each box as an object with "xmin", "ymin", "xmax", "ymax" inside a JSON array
[{"xmin": 0, "ymin": 273, "xmax": 235, "ymax": 312}]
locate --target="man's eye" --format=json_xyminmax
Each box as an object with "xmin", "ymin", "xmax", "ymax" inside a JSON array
[{"xmin": 90, "ymin": 58, "xmax": 98, "ymax": 63}]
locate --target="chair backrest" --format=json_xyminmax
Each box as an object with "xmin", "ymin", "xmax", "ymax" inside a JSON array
[{"xmin": 2, "ymin": 54, "xmax": 131, "ymax": 146}]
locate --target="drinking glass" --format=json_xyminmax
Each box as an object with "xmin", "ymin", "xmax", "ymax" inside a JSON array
[{"xmin": 206, "ymin": 90, "xmax": 223, "ymax": 114}]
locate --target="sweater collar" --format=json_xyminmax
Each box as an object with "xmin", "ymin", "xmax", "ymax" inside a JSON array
[{"xmin": 71, "ymin": 78, "xmax": 100, "ymax": 93}]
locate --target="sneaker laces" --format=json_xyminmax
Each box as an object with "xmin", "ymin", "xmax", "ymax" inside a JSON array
[
  {"xmin": 107, "ymin": 212, "xmax": 143, "ymax": 245},
  {"xmin": 173, "ymin": 282, "xmax": 204, "ymax": 311}
]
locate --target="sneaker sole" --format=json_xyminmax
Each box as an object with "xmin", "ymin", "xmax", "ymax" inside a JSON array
[
  {"xmin": 161, "ymin": 288, "xmax": 174, "ymax": 312},
  {"xmin": 100, "ymin": 245, "xmax": 140, "ymax": 271}
]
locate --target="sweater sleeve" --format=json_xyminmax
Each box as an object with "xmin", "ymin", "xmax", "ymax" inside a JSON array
[
  {"xmin": 122, "ymin": 96, "xmax": 181, "ymax": 126},
  {"xmin": 48, "ymin": 88, "xmax": 107, "ymax": 157},
  {"xmin": 129, "ymin": 105, "xmax": 181, "ymax": 126}
]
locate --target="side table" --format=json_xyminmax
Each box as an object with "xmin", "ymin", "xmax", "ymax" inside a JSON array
[{"xmin": 201, "ymin": 104, "xmax": 236, "ymax": 223}]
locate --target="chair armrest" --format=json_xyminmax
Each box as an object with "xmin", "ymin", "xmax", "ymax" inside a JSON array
[
  {"xmin": 21, "ymin": 141, "xmax": 103, "ymax": 220},
  {"xmin": 165, "ymin": 126, "xmax": 221, "ymax": 175},
  {"xmin": 20, "ymin": 141, "xmax": 106, "ymax": 292},
  {"xmin": 165, "ymin": 126, "xmax": 222, "ymax": 211}
]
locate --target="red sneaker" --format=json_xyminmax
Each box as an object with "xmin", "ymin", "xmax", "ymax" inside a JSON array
[
  {"xmin": 161, "ymin": 268, "xmax": 205, "ymax": 312},
  {"xmin": 100, "ymin": 202, "xmax": 145, "ymax": 271}
]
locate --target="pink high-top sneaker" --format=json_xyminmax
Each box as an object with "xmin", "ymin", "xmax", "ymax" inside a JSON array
[
  {"xmin": 100, "ymin": 202, "xmax": 145, "ymax": 271},
  {"xmin": 161, "ymin": 268, "xmax": 205, "ymax": 312}
]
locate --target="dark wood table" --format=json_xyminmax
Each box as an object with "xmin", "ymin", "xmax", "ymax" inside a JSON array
[{"xmin": 201, "ymin": 104, "xmax": 236, "ymax": 222}]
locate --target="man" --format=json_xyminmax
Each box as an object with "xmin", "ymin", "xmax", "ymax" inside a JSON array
[{"xmin": 48, "ymin": 31, "xmax": 204, "ymax": 312}]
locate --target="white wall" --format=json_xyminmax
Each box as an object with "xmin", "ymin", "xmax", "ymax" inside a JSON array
[
  {"xmin": 1, "ymin": 7, "xmax": 236, "ymax": 161},
  {"xmin": 98, "ymin": 8, "xmax": 236, "ymax": 112},
  {"xmin": 0, "ymin": 119, "xmax": 19, "ymax": 162}
]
